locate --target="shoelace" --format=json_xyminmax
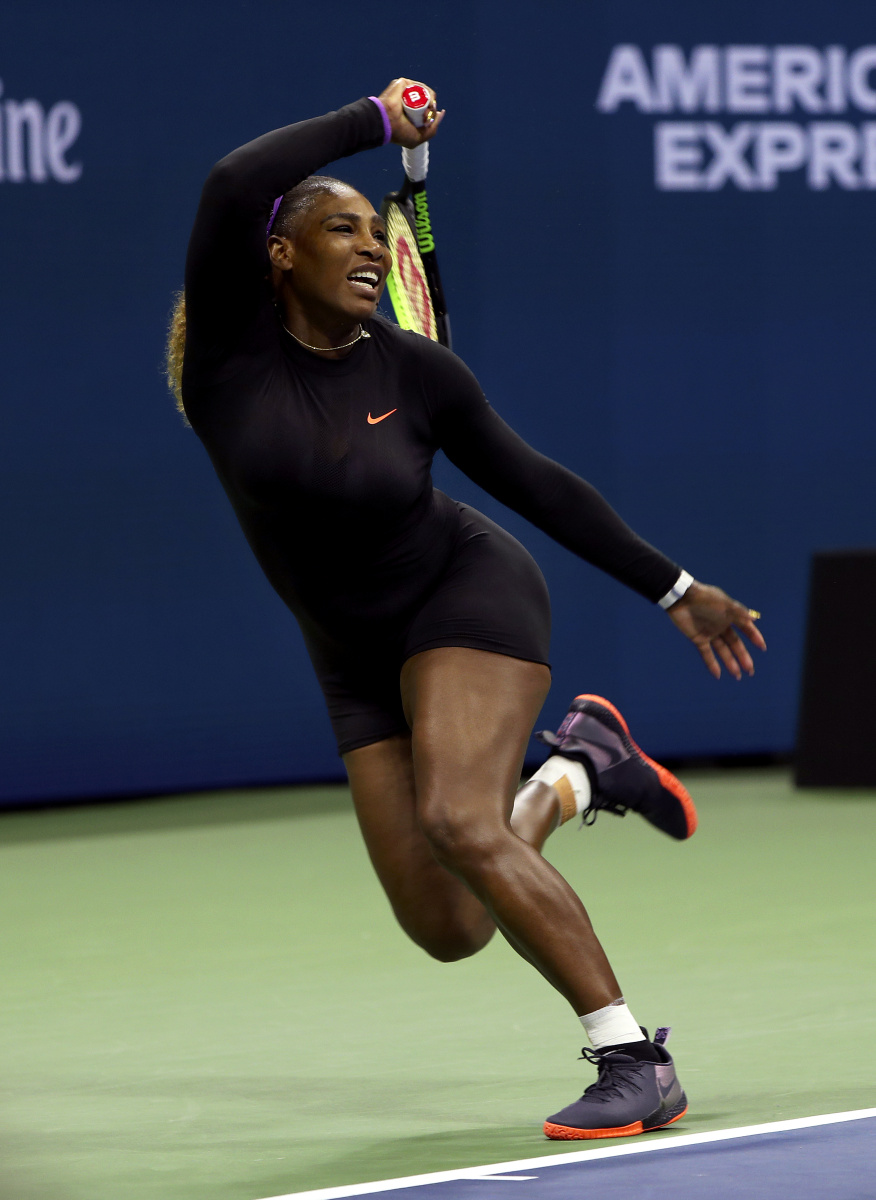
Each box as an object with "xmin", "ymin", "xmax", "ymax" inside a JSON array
[
  {"xmin": 577, "ymin": 1048, "xmax": 646, "ymax": 1101},
  {"xmin": 581, "ymin": 799, "xmax": 627, "ymax": 826}
]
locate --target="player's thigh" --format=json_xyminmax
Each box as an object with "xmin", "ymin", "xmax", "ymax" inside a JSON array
[
  {"xmin": 343, "ymin": 735, "xmax": 495, "ymax": 958},
  {"xmin": 401, "ymin": 647, "xmax": 551, "ymax": 832},
  {"xmin": 343, "ymin": 734, "xmax": 430, "ymax": 889}
]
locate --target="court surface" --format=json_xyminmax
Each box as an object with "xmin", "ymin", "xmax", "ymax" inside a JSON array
[
  {"xmin": 0, "ymin": 768, "xmax": 874, "ymax": 1200},
  {"xmin": 262, "ymin": 1111, "xmax": 876, "ymax": 1199}
]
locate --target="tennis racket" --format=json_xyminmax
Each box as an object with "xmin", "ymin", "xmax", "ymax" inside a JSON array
[{"xmin": 380, "ymin": 85, "xmax": 451, "ymax": 348}]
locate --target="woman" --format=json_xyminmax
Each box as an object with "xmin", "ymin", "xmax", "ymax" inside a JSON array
[{"xmin": 168, "ymin": 77, "xmax": 765, "ymax": 1140}]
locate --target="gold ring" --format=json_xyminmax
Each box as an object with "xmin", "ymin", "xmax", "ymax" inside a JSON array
[{"xmin": 748, "ymin": 609, "xmax": 761, "ymax": 620}]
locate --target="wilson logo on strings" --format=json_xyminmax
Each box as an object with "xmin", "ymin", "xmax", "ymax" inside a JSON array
[{"xmin": 413, "ymin": 191, "xmax": 435, "ymax": 254}]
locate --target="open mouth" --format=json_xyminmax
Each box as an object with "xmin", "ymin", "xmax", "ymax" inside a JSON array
[{"xmin": 347, "ymin": 269, "xmax": 381, "ymax": 295}]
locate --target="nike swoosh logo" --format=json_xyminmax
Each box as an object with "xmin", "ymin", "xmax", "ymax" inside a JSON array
[
  {"xmin": 658, "ymin": 1079, "xmax": 677, "ymax": 1102},
  {"xmin": 367, "ymin": 409, "xmax": 397, "ymax": 425}
]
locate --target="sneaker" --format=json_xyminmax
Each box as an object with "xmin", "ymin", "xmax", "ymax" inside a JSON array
[
  {"xmin": 544, "ymin": 1027, "xmax": 688, "ymax": 1140},
  {"xmin": 536, "ymin": 694, "xmax": 697, "ymax": 840}
]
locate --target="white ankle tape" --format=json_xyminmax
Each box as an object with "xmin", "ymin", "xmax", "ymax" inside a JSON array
[
  {"xmin": 528, "ymin": 755, "xmax": 591, "ymax": 824},
  {"xmin": 579, "ymin": 999, "xmax": 646, "ymax": 1049}
]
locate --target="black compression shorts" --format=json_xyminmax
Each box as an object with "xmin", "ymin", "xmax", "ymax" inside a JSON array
[{"xmin": 303, "ymin": 503, "xmax": 551, "ymax": 756}]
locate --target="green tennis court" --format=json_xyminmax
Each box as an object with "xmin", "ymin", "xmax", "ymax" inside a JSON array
[{"xmin": 1, "ymin": 769, "xmax": 873, "ymax": 1200}]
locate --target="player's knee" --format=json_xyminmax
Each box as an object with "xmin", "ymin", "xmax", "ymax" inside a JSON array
[
  {"xmin": 417, "ymin": 804, "xmax": 504, "ymax": 874},
  {"xmin": 410, "ymin": 917, "xmax": 496, "ymax": 962}
]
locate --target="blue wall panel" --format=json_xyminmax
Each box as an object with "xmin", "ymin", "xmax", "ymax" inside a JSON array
[{"xmin": 2, "ymin": 0, "xmax": 874, "ymax": 803}]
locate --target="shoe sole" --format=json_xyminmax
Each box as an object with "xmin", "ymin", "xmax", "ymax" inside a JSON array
[
  {"xmin": 543, "ymin": 1101, "xmax": 688, "ymax": 1141},
  {"xmin": 574, "ymin": 694, "xmax": 698, "ymax": 839}
]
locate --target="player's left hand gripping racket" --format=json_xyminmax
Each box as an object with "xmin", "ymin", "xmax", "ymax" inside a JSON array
[{"xmin": 381, "ymin": 85, "xmax": 451, "ymax": 348}]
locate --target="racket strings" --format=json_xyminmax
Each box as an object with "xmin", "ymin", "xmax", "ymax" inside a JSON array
[{"xmin": 383, "ymin": 202, "xmax": 438, "ymax": 341}]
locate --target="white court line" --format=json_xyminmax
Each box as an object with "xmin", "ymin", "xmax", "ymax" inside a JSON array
[{"xmin": 255, "ymin": 1108, "xmax": 876, "ymax": 1200}]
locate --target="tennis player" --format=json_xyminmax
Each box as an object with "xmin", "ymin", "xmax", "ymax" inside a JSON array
[{"xmin": 168, "ymin": 77, "xmax": 766, "ymax": 1140}]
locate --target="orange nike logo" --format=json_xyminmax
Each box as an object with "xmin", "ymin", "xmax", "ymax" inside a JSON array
[{"xmin": 367, "ymin": 409, "xmax": 397, "ymax": 425}]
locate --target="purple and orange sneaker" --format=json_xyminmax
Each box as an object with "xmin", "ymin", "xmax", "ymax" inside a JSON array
[
  {"xmin": 544, "ymin": 1027, "xmax": 688, "ymax": 1141},
  {"xmin": 537, "ymin": 694, "xmax": 697, "ymax": 840}
]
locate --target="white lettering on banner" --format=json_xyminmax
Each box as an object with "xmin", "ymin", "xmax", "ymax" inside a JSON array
[
  {"xmin": 725, "ymin": 46, "xmax": 771, "ymax": 113},
  {"xmin": 597, "ymin": 45, "xmax": 655, "ymax": 112},
  {"xmin": 652, "ymin": 46, "xmax": 722, "ymax": 113},
  {"xmin": 848, "ymin": 46, "xmax": 876, "ymax": 110},
  {"xmin": 864, "ymin": 124, "xmax": 876, "ymax": 186},
  {"xmin": 809, "ymin": 122, "xmax": 860, "ymax": 188},
  {"xmin": 598, "ymin": 44, "xmax": 876, "ymax": 190},
  {"xmin": 774, "ymin": 46, "xmax": 824, "ymax": 112},
  {"xmin": 758, "ymin": 123, "xmax": 808, "ymax": 187},
  {"xmin": 703, "ymin": 122, "xmax": 757, "ymax": 188},
  {"xmin": 654, "ymin": 123, "xmax": 701, "ymax": 188},
  {"xmin": 654, "ymin": 120, "xmax": 876, "ymax": 190},
  {"xmin": 0, "ymin": 78, "xmax": 82, "ymax": 184}
]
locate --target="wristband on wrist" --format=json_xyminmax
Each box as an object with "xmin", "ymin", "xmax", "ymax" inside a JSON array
[
  {"xmin": 658, "ymin": 569, "xmax": 695, "ymax": 610},
  {"xmin": 368, "ymin": 96, "xmax": 392, "ymax": 145}
]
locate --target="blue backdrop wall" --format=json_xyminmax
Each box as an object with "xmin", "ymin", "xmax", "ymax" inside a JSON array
[{"xmin": 2, "ymin": 0, "xmax": 874, "ymax": 805}]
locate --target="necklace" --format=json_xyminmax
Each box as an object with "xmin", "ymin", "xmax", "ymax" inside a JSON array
[{"xmin": 282, "ymin": 321, "xmax": 371, "ymax": 352}]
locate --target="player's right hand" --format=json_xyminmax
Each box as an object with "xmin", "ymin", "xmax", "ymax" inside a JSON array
[
  {"xmin": 377, "ymin": 78, "xmax": 445, "ymax": 147},
  {"xmin": 666, "ymin": 581, "xmax": 767, "ymax": 680}
]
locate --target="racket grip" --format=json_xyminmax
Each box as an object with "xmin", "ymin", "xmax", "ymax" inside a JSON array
[
  {"xmin": 402, "ymin": 143, "xmax": 429, "ymax": 182},
  {"xmin": 401, "ymin": 85, "xmax": 432, "ymax": 182}
]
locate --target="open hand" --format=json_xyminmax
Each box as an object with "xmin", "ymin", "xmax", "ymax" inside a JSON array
[
  {"xmin": 377, "ymin": 78, "xmax": 445, "ymax": 147},
  {"xmin": 667, "ymin": 581, "xmax": 767, "ymax": 679}
]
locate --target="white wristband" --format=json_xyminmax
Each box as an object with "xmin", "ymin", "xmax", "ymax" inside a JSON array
[{"xmin": 658, "ymin": 569, "xmax": 694, "ymax": 610}]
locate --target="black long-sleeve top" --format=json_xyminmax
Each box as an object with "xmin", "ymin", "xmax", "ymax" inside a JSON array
[{"xmin": 182, "ymin": 98, "xmax": 680, "ymax": 643}]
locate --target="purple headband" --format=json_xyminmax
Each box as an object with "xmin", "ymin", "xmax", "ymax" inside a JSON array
[{"xmin": 266, "ymin": 194, "xmax": 283, "ymax": 235}]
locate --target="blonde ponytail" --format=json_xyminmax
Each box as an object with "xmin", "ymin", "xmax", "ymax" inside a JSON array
[{"xmin": 165, "ymin": 290, "xmax": 187, "ymax": 417}]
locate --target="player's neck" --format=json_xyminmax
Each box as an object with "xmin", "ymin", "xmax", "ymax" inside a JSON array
[{"xmin": 278, "ymin": 303, "xmax": 364, "ymax": 359}]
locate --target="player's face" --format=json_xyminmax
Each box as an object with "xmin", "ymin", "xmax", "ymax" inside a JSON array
[{"xmin": 287, "ymin": 189, "xmax": 390, "ymax": 324}]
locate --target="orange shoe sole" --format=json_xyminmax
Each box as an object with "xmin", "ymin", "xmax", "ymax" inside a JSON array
[
  {"xmin": 574, "ymin": 694, "xmax": 698, "ymax": 839},
  {"xmin": 543, "ymin": 1103, "xmax": 688, "ymax": 1141}
]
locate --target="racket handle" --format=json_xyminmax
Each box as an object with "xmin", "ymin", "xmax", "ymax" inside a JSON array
[
  {"xmin": 402, "ymin": 143, "xmax": 429, "ymax": 181},
  {"xmin": 401, "ymin": 84, "xmax": 431, "ymax": 182}
]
